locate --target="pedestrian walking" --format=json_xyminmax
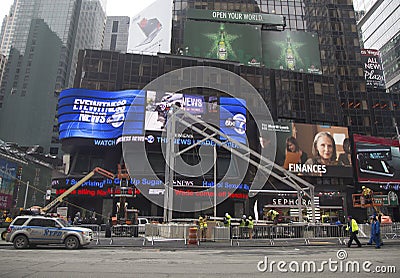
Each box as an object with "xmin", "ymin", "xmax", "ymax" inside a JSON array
[
  {"xmin": 346, "ymin": 216, "xmax": 362, "ymax": 248},
  {"xmin": 369, "ymin": 216, "xmax": 381, "ymax": 248}
]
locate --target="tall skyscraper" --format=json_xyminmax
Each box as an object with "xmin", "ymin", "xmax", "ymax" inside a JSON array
[
  {"xmin": 103, "ymin": 16, "xmax": 130, "ymax": 52},
  {"xmin": 354, "ymin": 0, "xmax": 400, "ymax": 92},
  {"xmin": 0, "ymin": 0, "xmax": 106, "ymax": 155}
]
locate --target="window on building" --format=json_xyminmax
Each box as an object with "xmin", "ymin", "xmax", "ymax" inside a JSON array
[
  {"xmin": 112, "ymin": 21, "xmax": 119, "ymax": 33},
  {"xmin": 110, "ymin": 34, "xmax": 117, "ymax": 51}
]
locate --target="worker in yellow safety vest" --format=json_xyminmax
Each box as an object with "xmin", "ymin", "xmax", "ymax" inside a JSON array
[
  {"xmin": 362, "ymin": 185, "xmax": 373, "ymax": 204},
  {"xmin": 346, "ymin": 216, "xmax": 362, "ymax": 248},
  {"xmin": 198, "ymin": 216, "xmax": 208, "ymax": 241},
  {"xmin": 267, "ymin": 209, "xmax": 279, "ymax": 224}
]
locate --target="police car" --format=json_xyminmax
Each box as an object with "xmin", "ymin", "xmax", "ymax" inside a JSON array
[{"xmin": 5, "ymin": 215, "xmax": 93, "ymax": 249}]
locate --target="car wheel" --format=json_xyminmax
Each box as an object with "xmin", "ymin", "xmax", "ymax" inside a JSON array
[
  {"xmin": 1, "ymin": 231, "xmax": 6, "ymax": 240},
  {"xmin": 13, "ymin": 235, "xmax": 29, "ymax": 249},
  {"xmin": 65, "ymin": 236, "xmax": 80, "ymax": 250}
]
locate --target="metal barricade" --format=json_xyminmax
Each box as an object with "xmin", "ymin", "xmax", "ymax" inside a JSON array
[
  {"xmin": 143, "ymin": 223, "xmax": 190, "ymax": 246},
  {"xmin": 381, "ymin": 223, "xmax": 397, "ymax": 239},
  {"xmin": 112, "ymin": 225, "xmax": 139, "ymax": 237},
  {"xmin": 77, "ymin": 224, "xmax": 101, "ymax": 245}
]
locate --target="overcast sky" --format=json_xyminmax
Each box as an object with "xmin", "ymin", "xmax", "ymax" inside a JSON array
[{"xmin": 0, "ymin": 0, "xmax": 156, "ymax": 20}]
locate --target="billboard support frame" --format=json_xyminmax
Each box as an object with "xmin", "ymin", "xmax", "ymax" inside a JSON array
[{"xmin": 162, "ymin": 105, "xmax": 316, "ymax": 223}]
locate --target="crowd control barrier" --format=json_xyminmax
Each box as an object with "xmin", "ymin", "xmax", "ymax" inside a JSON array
[
  {"xmin": 77, "ymin": 222, "xmax": 400, "ymax": 247},
  {"xmin": 77, "ymin": 224, "xmax": 101, "ymax": 245}
]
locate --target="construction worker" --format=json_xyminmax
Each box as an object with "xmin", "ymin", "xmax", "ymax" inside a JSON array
[
  {"xmin": 5, "ymin": 214, "xmax": 12, "ymax": 223},
  {"xmin": 322, "ymin": 213, "xmax": 330, "ymax": 223},
  {"xmin": 224, "ymin": 212, "xmax": 232, "ymax": 239},
  {"xmin": 247, "ymin": 216, "xmax": 254, "ymax": 239},
  {"xmin": 267, "ymin": 209, "xmax": 279, "ymax": 224},
  {"xmin": 346, "ymin": 216, "xmax": 362, "ymax": 248},
  {"xmin": 224, "ymin": 212, "xmax": 231, "ymax": 227},
  {"xmin": 239, "ymin": 215, "xmax": 247, "ymax": 239},
  {"xmin": 362, "ymin": 185, "xmax": 373, "ymax": 204},
  {"xmin": 198, "ymin": 216, "xmax": 208, "ymax": 241}
]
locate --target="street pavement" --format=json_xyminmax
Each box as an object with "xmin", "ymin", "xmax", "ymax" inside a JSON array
[{"xmin": 0, "ymin": 238, "xmax": 399, "ymax": 277}]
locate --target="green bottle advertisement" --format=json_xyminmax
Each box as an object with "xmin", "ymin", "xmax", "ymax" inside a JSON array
[
  {"xmin": 286, "ymin": 36, "xmax": 295, "ymax": 70},
  {"xmin": 218, "ymin": 25, "xmax": 227, "ymax": 60}
]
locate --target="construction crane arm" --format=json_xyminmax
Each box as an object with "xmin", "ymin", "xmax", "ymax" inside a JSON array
[{"xmin": 41, "ymin": 167, "xmax": 115, "ymax": 213}]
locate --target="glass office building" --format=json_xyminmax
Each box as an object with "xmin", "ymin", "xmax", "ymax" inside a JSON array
[{"xmin": 0, "ymin": 0, "xmax": 106, "ymax": 155}]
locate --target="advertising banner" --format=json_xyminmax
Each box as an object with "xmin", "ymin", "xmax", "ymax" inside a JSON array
[
  {"xmin": 0, "ymin": 159, "xmax": 16, "ymax": 197},
  {"xmin": 0, "ymin": 193, "xmax": 13, "ymax": 210},
  {"xmin": 261, "ymin": 122, "xmax": 352, "ymax": 177},
  {"xmin": 354, "ymin": 134, "xmax": 400, "ymax": 183},
  {"xmin": 361, "ymin": 49, "xmax": 385, "ymax": 89},
  {"xmin": 262, "ymin": 30, "xmax": 322, "ymax": 74},
  {"xmin": 183, "ymin": 20, "xmax": 262, "ymax": 66},
  {"xmin": 58, "ymin": 88, "xmax": 145, "ymax": 140},
  {"xmin": 186, "ymin": 9, "xmax": 285, "ymax": 26},
  {"xmin": 127, "ymin": 0, "xmax": 173, "ymax": 54}
]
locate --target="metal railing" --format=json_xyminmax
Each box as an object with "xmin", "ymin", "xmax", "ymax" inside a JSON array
[
  {"xmin": 76, "ymin": 224, "xmax": 101, "ymax": 245},
  {"xmin": 72, "ymin": 222, "xmax": 400, "ymax": 247}
]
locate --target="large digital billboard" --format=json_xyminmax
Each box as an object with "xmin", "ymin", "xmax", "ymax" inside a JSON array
[
  {"xmin": 261, "ymin": 122, "xmax": 352, "ymax": 177},
  {"xmin": 58, "ymin": 89, "xmax": 247, "ymax": 145},
  {"xmin": 361, "ymin": 49, "xmax": 385, "ymax": 89},
  {"xmin": 262, "ymin": 30, "xmax": 322, "ymax": 74},
  {"xmin": 354, "ymin": 134, "xmax": 400, "ymax": 183},
  {"xmin": 58, "ymin": 89, "xmax": 145, "ymax": 142},
  {"xmin": 183, "ymin": 21, "xmax": 262, "ymax": 66}
]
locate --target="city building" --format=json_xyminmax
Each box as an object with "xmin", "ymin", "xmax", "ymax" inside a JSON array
[
  {"xmin": 103, "ymin": 16, "xmax": 130, "ymax": 52},
  {"xmin": 0, "ymin": 54, "xmax": 5, "ymax": 94},
  {"xmin": 0, "ymin": 0, "xmax": 391, "ymax": 223},
  {"xmin": 0, "ymin": 0, "xmax": 106, "ymax": 156},
  {"xmin": 354, "ymin": 0, "xmax": 400, "ymax": 99}
]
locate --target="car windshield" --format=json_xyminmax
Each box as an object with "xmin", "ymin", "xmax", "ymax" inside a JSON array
[{"xmin": 57, "ymin": 218, "xmax": 70, "ymax": 227}]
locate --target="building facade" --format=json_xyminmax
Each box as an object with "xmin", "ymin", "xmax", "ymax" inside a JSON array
[
  {"xmin": 103, "ymin": 16, "xmax": 130, "ymax": 53},
  {"xmin": 0, "ymin": 0, "xmax": 106, "ymax": 156},
  {"xmin": 51, "ymin": 0, "xmax": 400, "ymax": 222}
]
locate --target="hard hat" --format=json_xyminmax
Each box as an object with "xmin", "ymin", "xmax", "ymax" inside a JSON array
[
  {"xmin": 362, "ymin": 186, "xmax": 365, "ymax": 189},
  {"xmin": 199, "ymin": 216, "xmax": 203, "ymax": 220},
  {"xmin": 242, "ymin": 214, "xmax": 246, "ymax": 219},
  {"xmin": 248, "ymin": 216, "xmax": 252, "ymax": 220},
  {"xmin": 225, "ymin": 212, "xmax": 229, "ymax": 217}
]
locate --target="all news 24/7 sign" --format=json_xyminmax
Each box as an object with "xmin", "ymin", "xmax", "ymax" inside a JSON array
[{"xmin": 361, "ymin": 49, "xmax": 385, "ymax": 89}]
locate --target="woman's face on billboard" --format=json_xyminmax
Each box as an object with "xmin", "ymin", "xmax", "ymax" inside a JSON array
[{"xmin": 316, "ymin": 135, "xmax": 333, "ymax": 161}]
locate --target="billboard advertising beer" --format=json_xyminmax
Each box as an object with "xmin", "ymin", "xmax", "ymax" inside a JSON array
[
  {"xmin": 354, "ymin": 134, "xmax": 400, "ymax": 183},
  {"xmin": 183, "ymin": 20, "xmax": 262, "ymax": 66},
  {"xmin": 261, "ymin": 122, "xmax": 352, "ymax": 177},
  {"xmin": 262, "ymin": 30, "xmax": 322, "ymax": 74}
]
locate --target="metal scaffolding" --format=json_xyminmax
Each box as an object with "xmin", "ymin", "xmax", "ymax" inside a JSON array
[{"xmin": 162, "ymin": 105, "xmax": 315, "ymax": 223}]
